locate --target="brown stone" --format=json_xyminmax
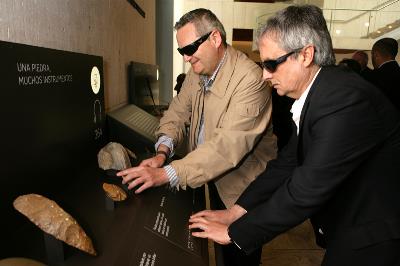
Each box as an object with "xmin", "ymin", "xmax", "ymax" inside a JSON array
[
  {"xmin": 13, "ymin": 194, "xmax": 96, "ymax": 256},
  {"xmin": 97, "ymin": 142, "xmax": 132, "ymax": 170},
  {"xmin": 102, "ymin": 183, "xmax": 127, "ymax": 201}
]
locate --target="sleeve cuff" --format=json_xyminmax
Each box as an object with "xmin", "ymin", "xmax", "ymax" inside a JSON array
[
  {"xmin": 155, "ymin": 135, "xmax": 175, "ymax": 158},
  {"xmin": 228, "ymin": 228, "xmax": 242, "ymax": 250},
  {"xmin": 163, "ymin": 165, "xmax": 179, "ymax": 188}
]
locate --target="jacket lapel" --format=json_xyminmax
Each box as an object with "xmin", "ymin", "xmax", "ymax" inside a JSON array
[
  {"xmin": 189, "ymin": 79, "xmax": 205, "ymax": 151},
  {"xmin": 297, "ymin": 67, "xmax": 325, "ymax": 163}
]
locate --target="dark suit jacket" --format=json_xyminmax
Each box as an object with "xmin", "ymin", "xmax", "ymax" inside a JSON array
[
  {"xmin": 271, "ymin": 90, "xmax": 295, "ymax": 151},
  {"xmin": 229, "ymin": 66, "xmax": 400, "ymax": 256},
  {"xmin": 369, "ymin": 60, "xmax": 400, "ymax": 110},
  {"xmin": 360, "ymin": 66, "xmax": 373, "ymax": 81}
]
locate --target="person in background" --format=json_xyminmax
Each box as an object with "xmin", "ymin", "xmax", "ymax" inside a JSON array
[
  {"xmin": 173, "ymin": 73, "xmax": 186, "ymax": 94},
  {"xmin": 338, "ymin": 58, "xmax": 361, "ymax": 73},
  {"xmin": 189, "ymin": 5, "xmax": 400, "ymax": 266},
  {"xmin": 352, "ymin": 50, "xmax": 373, "ymax": 79},
  {"xmin": 118, "ymin": 8, "xmax": 277, "ymax": 266},
  {"xmin": 370, "ymin": 37, "xmax": 400, "ymax": 110}
]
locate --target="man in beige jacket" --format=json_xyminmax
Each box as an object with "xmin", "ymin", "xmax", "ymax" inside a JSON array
[{"xmin": 118, "ymin": 8, "xmax": 277, "ymax": 265}]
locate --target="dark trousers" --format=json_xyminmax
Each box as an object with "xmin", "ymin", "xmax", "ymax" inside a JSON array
[
  {"xmin": 208, "ymin": 182, "xmax": 262, "ymax": 266},
  {"xmin": 322, "ymin": 239, "xmax": 400, "ymax": 266}
]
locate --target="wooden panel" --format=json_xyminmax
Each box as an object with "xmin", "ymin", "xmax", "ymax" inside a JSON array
[{"xmin": 233, "ymin": 28, "xmax": 254, "ymax": 42}]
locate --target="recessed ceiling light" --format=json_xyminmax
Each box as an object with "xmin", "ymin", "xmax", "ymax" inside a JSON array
[
  {"xmin": 335, "ymin": 29, "xmax": 341, "ymax": 34},
  {"xmin": 388, "ymin": 25, "xmax": 393, "ymax": 29},
  {"xmin": 364, "ymin": 22, "xmax": 369, "ymax": 27}
]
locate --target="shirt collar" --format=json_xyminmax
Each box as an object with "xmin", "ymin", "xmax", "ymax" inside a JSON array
[
  {"xmin": 378, "ymin": 59, "xmax": 397, "ymax": 69},
  {"xmin": 200, "ymin": 50, "xmax": 227, "ymax": 90}
]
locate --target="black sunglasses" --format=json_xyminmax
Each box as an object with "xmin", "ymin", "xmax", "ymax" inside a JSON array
[
  {"xmin": 261, "ymin": 49, "xmax": 300, "ymax": 73},
  {"xmin": 177, "ymin": 32, "xmax": 212, "ymax": 56}
]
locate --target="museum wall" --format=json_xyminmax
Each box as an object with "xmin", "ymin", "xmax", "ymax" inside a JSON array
[{"xmin": 0, "ymin": 0, "xmax": 156, "ymax": 111}]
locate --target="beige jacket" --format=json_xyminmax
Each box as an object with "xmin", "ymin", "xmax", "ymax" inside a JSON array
[{"xmin": 156, "ymin": 46, "xmax": 277, "ymax": 207}]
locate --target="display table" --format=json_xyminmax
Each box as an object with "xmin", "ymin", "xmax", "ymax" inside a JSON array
[{"xmin": 48, "ymin": 166, "xmax": 209, "ymax": 266}]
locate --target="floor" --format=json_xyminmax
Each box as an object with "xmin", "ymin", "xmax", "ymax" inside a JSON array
[{"xmin": 260, "ymin": 220, "xmax": 325, "ymax": 266}]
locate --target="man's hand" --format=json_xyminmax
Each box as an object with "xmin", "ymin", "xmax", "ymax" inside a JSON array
[
  {"xmin": 139, "ymin": 155, "xmax": 166, "ymax": 168},
  {"xmin": 139, "ymin": 144, "xmax": 170, "ymax": 168},
  {"xmin": 188, "ymin": 205, "xmax": 247, "ymax": 245},
  {"xmin": 190, "ymin": 204, "xmax": 247, "ymax": 226},
  {"xmin": 189, "ymin": 216, "xmax": 231, "ymax": 245},
  {"xmin": 117, "ymin": 166, "xmax": 169, "ymax": 193}
]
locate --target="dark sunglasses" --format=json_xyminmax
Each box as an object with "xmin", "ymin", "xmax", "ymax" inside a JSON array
[
  {"xmin": 177, "ymin": 32, "xmax": 212, "ymax": 56},
  {"xmin": 262, "ymin": 49, "xmax": 299, "ymax": 73}
]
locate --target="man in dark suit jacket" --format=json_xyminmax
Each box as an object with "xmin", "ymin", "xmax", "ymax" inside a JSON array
[
  {"xmin": 370, "ymin": 38, "xmax": 400, "ymax": 110},
  {"xmin": 189, "ymin": 5, "xmax": 400, "ymax": 266}
]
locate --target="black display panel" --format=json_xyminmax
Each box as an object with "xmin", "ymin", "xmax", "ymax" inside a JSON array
[
  {"xmin": 0, "ymin": 41, "xmax": 208, "ymax": 265},
  {"xmin": 128, "ymin": 61, "xmax": 161, "ymax": 115},
  {"xmin": 0, "ymin": 40, "xmax": 106, "ymax": 257},
  {"xmin": 55, "ymin": 172, "xmax": 208, "ymax": 266}
]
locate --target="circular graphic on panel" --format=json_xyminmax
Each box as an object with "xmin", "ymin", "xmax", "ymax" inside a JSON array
[{"xmin": 90, "ymin": 66, "xmax": 101, "ymax": 94}]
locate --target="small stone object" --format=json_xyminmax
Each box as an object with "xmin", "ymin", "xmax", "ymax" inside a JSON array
[
  {"xmin": 102, "ymin": 183, "xmax": 127, "ymax": 201},
  {"xmin": 13, "ymin": 194, "xmax": 96, "ymax": 256},
  {"xmin": 97, "ymin": 142, "xmax": 132, "ymax": 170}
]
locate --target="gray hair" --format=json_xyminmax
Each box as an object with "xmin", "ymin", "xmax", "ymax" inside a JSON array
[
  {"xmin": 174, "ymin": 8, "xmax": 227, "ymax": 47},
  {"xmin": 257, "ymin": 5, "xmax": 335, "ymax": 66}
]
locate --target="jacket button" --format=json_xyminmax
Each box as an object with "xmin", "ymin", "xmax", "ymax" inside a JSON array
[{"xmin": 318, "ymin": 228, "xmax": 324, "ymax": 235}]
